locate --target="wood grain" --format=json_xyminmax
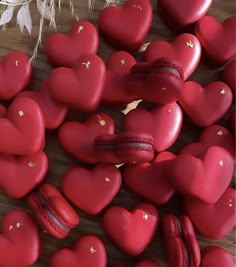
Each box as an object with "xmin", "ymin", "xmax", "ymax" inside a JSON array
[{"xmin": 0, "ymin": 0, "xmax": 235, "ymax": 266}]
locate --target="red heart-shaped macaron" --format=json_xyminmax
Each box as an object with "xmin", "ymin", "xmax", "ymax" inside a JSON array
[
  {"xmin": 59, "ymin": 113, "xmax": 114, "ymax": 163},
  {"xmin": 102, "ymin": 51, "xmax": 136, "ymax": 105},
  {"xmin": 0, "ymin": 51, "xmax": 32, "ymax": 100},
  {"xmin": 103, "ymin": 203, "xmax": 158, "ymax": 255},
  {"xmin": 45, "ymin": 20, "xmax": 99, "ymax": 67},
  {"xmin": 48, "ymin": 54, "xmax": 106, "ymax": 111},
  {"xmin": 195, "ymin": 16, "xmax": 236, "ymax": 65},
  {"xmin": 0, "ymin": 151, "xmax": 48, "ymax": 199},
  {"xmin": 221, "ymin": 59, "xmax": 236, "ymax": 95},
  {"xmin": 179, "ymin": 81, "xmax": 233, "ymax": 127},
  {"xmin": 167, "ymin": 146, "xmax": 234, "ymax": 203},
  {"xmin": 98, "ymin": 0, "xmax": 152, "ymax": 52},
  {"xmin": 124, "ymin": 151, "xmax": 176, "ymax": 204},
  {"xmin": 0, "ymin": 96, "xmax": 45, "ymax": 155},
  {"xmin": 124, "ymin": 103, "xmax": 183, "ymax": 152},
  {"xmin": 144, "ymin": 33, "xmax": 201, "ymax": 80},
  {"xmin": 184, "ymin": 187, "xmax": 236, "ymax": 239},
  {"xmin": 49, "ymin": 235, "xmax": 107, "ymax": 267},
  {"xmin": 0, "ymin": 209, "xmax": 40, "ymax": 267},
  {"xmin": 112, "ymin": 259, "xmax": 160, "ymax": 267},
  {"xmin": 62, "ymin": 164, "xmax": 122, "ymax": 215}
]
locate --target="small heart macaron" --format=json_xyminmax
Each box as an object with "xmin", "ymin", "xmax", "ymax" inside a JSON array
[
  {"xmin": 0, "ymin": 151, "xmax": 48, "ymax": 199},
  {"xmin": 0, "ymin": 96, "xmax": 45, "ymax": 155},
  {"xmin": 144, "ymin": 33, "xmax": 201, "ymax": 80},
  {"xmin": 49, "ymin": 235, "xmax": 107, "ymax": 267},
  {"xmin": 221, "ymin": 59, "xmax": 236, "ymax": 95},
  {"xmin": 59, "ymin": 113, "xmax": 114, "ymax": 164},
  {"xmin": 0, "ymin": 51, "xmax": 32, "ymax": 100},
  {"xmin": 179, "ymin": 81, "xmax": 233, "ymax": 127},
  {"xmin": 124, "ymin": 103, "xmax": 183, "ymax": 152},
  {"xmin": 45, "ymin": 20, "xmax": 99, "ymax": 67},
  {"xmin": 48, "ymin": 54, "xmax": 106, "ymax": 111},
  {"xmin": 184, "ymin": 187, "xmax": 236, "ymax": 239},
  {"xmin": 98, "ymin": 0, "xmax": 152, "ymax": 52},
  {"xmin": 62, "ymin": 164, "xmax": 122, "ymax": 215},
  {"xmin": 103, "ymin": 203, "xmax": 158, "ymax": 255},
  {"xmin": 0, "ymin": 209, "xmax": 40, "ymax": 267},
  {"xmin": 195, "ymin": 16, "xmax": 236, "ymax": 65}
]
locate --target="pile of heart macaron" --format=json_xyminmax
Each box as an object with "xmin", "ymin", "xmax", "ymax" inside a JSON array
[{"xmin": 0, "ymin": 0, "xmax": 235, "ymax": 266}]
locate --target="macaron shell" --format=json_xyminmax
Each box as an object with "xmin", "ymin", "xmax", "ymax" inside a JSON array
[{"xmin": 221, "ymin": 59, "xmax": 236, "ymax": 95}]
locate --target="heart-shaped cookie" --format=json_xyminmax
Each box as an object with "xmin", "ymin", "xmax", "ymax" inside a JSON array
[
  {"xmin": 124, "ymin": 151, "xmax": 176, "ymax": 204},
  {"xmin": 59, "ymin": 113, "xmax": 114, "ymax": 163},
  {"xmin": 49, "ymin": 235, "xmax": 107, "ymax": 267},
  {"xmin": 103, "ymin": 203, "xmax": 158, "ymax": 255},
  {"xmin": 0, "ymin": 96, "xmax": 45, "ymax": 155},
  {"xmin": 45, "ymin": 20, "xmax": 99, "ymax": 67},
  {"xmin": 0, "ymin": 151, "xmax": 48, "ymax": 199},
  {"xmin": 0, "ymin": 209, "xmax": 40, "ymax": 267},
  {"xmin": 144, "ymin": 33, "xmax": 201, "ymax": 80},
  {"xmin": 124, "ymin": 103, "xmax": 183, "ymax": 152},
  {"xmin": 19, "ymin": 79, "xmax": 68, "ymax": 130},
  {"xmin": 98, "ymin": 0, "xmax": 152, "ymax": 52},
  {"xmin": 195, "ymin": 16, "xmax": 236, "ymax": 65},
  {"xmin": 221, "ymin": 59, "xmax": 236, "ymax": 95},
  {"xmin": 0, "ymin": 51, "xmax": 32, "ymax": 100},
  {"xmin": 62, "ymin": 164, "xmax": 122, "ymax": 215},
  {"xmin": 179, "ymin": 81, "xmax": 233, "ymax": 127},
  {"xmin": 48, "ymin": 54, "xmax": 106, "ymax": 111},
  {"xmin": 167, "ymin": 146, "xmax": 234, "ymax": 203},
  {"xmin": 185, "ymin": 188, "xmax": 236, "ymax": 239}
]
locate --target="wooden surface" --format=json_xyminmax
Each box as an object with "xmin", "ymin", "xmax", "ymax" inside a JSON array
[{"xmin": 0, "ymin": 0, "xmax": 235, "ymax": 266}]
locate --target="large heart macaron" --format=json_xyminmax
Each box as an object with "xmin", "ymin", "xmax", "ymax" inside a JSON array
[
  {"xmin": 102, "ymin": 51, "xmax": 137, "ymax": 105},
  {"xmin": 0, "ymin": 209, "xmax": 40, "ymax": 267},
  {"xmin": 49, "ymin": 235, "xmax": 107, "ymax": 267},
  {"xmin": 144, "ymin": 33, "xmax": 201, "ymax": 80},
  {"xmin": 59, "ymin": 113, "xmax": 114, "ymax": 163},
  {"xmin": 45, "ymin": 20, "xmax": 99, "ymax": 67},
  {"xmin": 0, "ymin": 96, "xmax": 45, "ymax": 155},
  {"xmin": 62, "ymin": 164, "xmax": 122, "ymax": 215},
  {"xmin": 124, "ymin": 151, "xmax": 176, "ymax": 204},
  {"xmin": 167, "ymin": 146, "xmax": 234, "ymax": 203},
  {"xmin": 48, "ymin": 54, "xmax": 106, "ymax": 111},
  {"xmin": 103, "ymin": 203, "xmax": 158, "ymax": 255},
  {"xmin": 184, "ymin": 188, "xmax": 236, "ymax": 239},
  {"xmin": 0, "ymin": 151, "xmax": 48, "ymax": 199},
  {"xmin": 179, "ymin": 81, "xmax": 233, "ymax": 127},
  {"xmin": 124, "ymin": 103, "xmax": 183, "ymax": 152},
  {"xmin": 98, "ymin": 0, "xmax": 152, "ymax": 52},
  {"xmin": 195, "ymin": 16, "xmax": 236, "ymax": 65},
  {"xmin": 19, "ymin": 79, "xmax": 68, "ymax": 130},
  {"xmin": 221, "ymin": 59, "xmax": 236, "ymax": 95},
  {"xmin": 0, "ymin": 51, "xmax": 32, "ymax": 100}
]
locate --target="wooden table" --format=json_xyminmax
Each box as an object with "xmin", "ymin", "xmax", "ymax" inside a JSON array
[{"xmin": 0, "ymin": 0, "xmax": 235, "ymax": 266}]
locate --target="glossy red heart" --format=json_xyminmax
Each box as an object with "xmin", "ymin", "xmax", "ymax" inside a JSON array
[
  {"xmin": 167, "ymin": 146, "xmax": 234, "ymax": 203},
  {"xmin": 157, "ymin": 0, "xmax": 213, "ymax": 31},
  {"xmin": 185, "ymin": 188, "xmax": 236, "ymax": 239},
  {"xmin": 45, "ymin": 20, "xmax": 99, "ymax": 67},
  {"xmin": 221, "ymin": 59, "xmax": 236, "ymax": 95},
  {"xmin": 98, "ymin": 0, "xmax": 152, "ymax": 52},
  {"xmin": 49, "ymin": 235, "xmax": 107, "ymax": 267},
  {"xmin": 19, "ymin": 79, "xmax": 68, "ymax": 130},
  {"xmin": 102, "ymin": 51, "xmax": 136, "ymax": 105},
  {"xmin": 0, "ymin": 104, "xmax": 7, "ymax": 117},
  {"xmin": 179, "ymin": 81, "xmax": 233, "ymax": 127},
  {"xmin": 62, "ymin": 164, "xmax": 122, "ymax": 215},
  {"xmin": 0, "ymin": 151, "xmax": 48, "ymax": 199},
  {"xmin": 0, "ymin": 96, "xmax": 45, "ymax": 155},
  {"xmin": 0, "ymin": 209, "xmax": 40, "ymax": 267},
  {"xmin": 0, "ymin": 51, "xmax": 32, "ymax": 100},
  {"xmin": 59, "ymin": 113, "xmax": 114, "ymax": 163},
  {"xmin": 124, "ymin": 103, "xmax": 183, "ymax": 152},
  {"xmin": 112, "ymin": 259, "xmax": 160, "ymax": 267},
  {"xmin": 103, "ymin": 203, "xmax": 158, "ymax": 255},
  {"xmin": 195, "ymin": 16, "xmax": 236, "ymax": 65},
  {"xmin": 48, "ymin": 54, "xmax": 106, "ymax": 111},
  {"xmin": 200, "ymin": 246, "xmax": 236, "ymax": 267},
  {"xmin": 124, "ymin": 151, "xmax": 176, "ymax": 204},
  {"xmin": 144, "ymin": 33, "xmax": 201, "ymax": 80}
]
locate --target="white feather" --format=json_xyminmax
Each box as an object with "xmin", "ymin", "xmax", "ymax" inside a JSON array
[
  {"xmin": 16, "ymin": 4, "xmax": 32, "ymax": 34},
  {"xmin": 0, "ymin": 6, "xmax": 14, "ymax": 26},
  {"xmin": 37, "ymin": 0, "xmax": 53, "ymax": 20}
]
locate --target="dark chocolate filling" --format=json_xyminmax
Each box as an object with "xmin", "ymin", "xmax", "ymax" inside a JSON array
[{"xmin": 151, "ymin": 66, "xmax": 182, "ymax": 78}]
